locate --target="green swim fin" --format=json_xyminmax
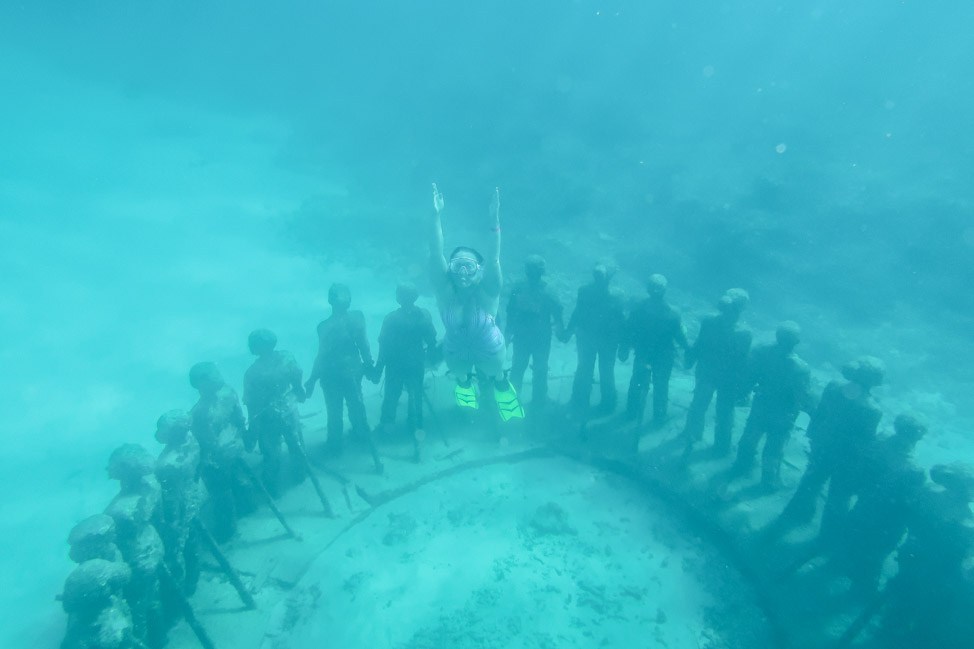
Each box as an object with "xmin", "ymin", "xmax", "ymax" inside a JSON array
[
  {"xmin": 494, "ymin": 383, "xmax": 525, "ymax": 421},
  {"xmin": 455, "ymin": 383, "xmax": 479, "ymax": 409}
]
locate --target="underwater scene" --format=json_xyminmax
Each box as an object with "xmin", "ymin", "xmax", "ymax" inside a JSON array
[{"xmin": 1, "ymin": 1, "xmax": 972, "ymax": 648}]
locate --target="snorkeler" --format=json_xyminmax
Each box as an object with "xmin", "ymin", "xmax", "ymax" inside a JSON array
[{"xmin": 428, "ymin": 183, "xmax": 523, "ymax": 421}]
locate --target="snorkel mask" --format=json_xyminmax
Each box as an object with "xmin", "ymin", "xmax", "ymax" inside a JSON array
[{"xmin": 448, "ymin": 254, "xmax": 483, "ymax": 287}]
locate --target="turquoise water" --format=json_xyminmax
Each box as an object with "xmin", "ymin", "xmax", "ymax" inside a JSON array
[{"xmin": 1, "ymin": 2, "xmax": 972, "ymax": 647}]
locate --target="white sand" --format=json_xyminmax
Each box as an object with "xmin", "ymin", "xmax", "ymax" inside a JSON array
[{"xmin": 271, "ymin": 456, "xmax": 755, "ymax": 649}]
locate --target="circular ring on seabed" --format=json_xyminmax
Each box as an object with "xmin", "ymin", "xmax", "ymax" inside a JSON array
[{"xmin": 262, "ymin": 447, "xmax": 790, "ymax": 649}]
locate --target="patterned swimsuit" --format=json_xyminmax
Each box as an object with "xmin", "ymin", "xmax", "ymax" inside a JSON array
[{"xmin": 440, "ymin": 297, "xmax": 505, "ymax": 364}]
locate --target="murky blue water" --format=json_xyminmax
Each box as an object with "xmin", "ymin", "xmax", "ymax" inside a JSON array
[{"xmin": 1, "ymin": 2, "xmax": 971, "ymax": 647}]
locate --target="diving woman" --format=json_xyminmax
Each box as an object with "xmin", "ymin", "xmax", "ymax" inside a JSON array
[{"xmin": 428, "ymin": 183, "xmax": 523, "ymax": 421}]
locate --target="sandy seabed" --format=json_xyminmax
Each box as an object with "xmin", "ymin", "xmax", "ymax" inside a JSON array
[{"xmin": 270, "ymin": 456, "xmax": 768, "ymax": 649}]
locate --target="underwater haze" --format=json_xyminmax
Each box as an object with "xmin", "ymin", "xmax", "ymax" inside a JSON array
[{"xmin": 1, "ymin": 1, "xmax": 973, "ymax": 648}]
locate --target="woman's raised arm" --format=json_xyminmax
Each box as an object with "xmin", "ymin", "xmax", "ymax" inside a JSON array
[
  {"xmin": 484, "ymin": 187, "xmax": 502, "ymax": 294},
  {"xmin": 429, "ymin": 183, "xmax": 447, "ymax": 274}
]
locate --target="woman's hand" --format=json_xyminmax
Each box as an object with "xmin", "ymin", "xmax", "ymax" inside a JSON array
[
  {"xmin": 489, "ymin": 187, "xmax": 500, "ymax": 228},
  {"xmin": 432, "ymin": 183, "xmax": 445, "ymax": 215}
]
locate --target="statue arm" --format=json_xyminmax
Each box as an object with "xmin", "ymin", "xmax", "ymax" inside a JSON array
[
  {"xmin": 354, "ymin": 314, "xmax": 374, "ymax": 369},
  {"xmin": 423, "ymin": 310, "xmax": 438, "ymax": 349},
  {"xmin": 617, "ymin": 311, "xmax": 633, "ymax": 361},
  {"xmin": 551, "ymin": 295, "xmax": 566, "ymax": 339},
  {"xmin": 684, "ymin": 326, "xmax": 700, "ymax": 369},
  {"xmin": 374, "ymin": 318, "xmax": 389, "ymax": 374},
  {"xmin": 561, "ymin": 292, "xmax": 580, "ymax": 343},
  {"xmin": 287, "ymin": 355, "xmax": 306, "ymax": 401},
  {"xmin": 305, "ymin": 354, "xmax": 321, "ymax": 394},
  {"xmin": 674, "ymin": 312, "xmax": 690, "ymax": 350}
]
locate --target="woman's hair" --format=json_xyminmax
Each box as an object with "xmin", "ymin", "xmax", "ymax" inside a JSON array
[{"xmin": 449, "ymin": 246, "xmax": 484, "ymax": 264}]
